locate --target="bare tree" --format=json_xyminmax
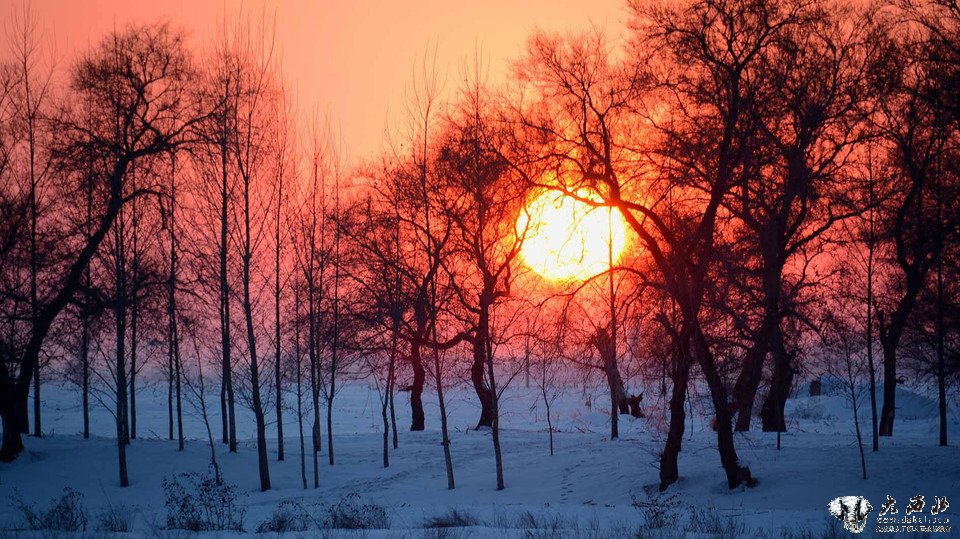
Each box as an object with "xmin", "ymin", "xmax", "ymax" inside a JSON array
[
  {"xmin": 874, "ymin": 10, "xmax": 960, "ymax": 436},
  {"xmin": 840, "ymin": 144, "xmax": 894, "ymax": 452},
  {"xmin": 720, "ymin": 3, "xmax": 878, "ymax": 435},
  {"xmin": 291, "ymin": 110, "xmax": 332, "ymax": 487},
  {"xmin": 436, "ymin": 65, "xmax": 531, "ymax": 489},
  {"xmin": 346, "ymin": 143, "xmax": 459, "ymax": 484},
  {"xmin": 8, "ymin": 0, "xmax": 55, "ymax": 439},
  {"xmin": 166, "ymin": 154, "xmax": 185, "ymax": 450},
  {"xmin": 0, "ymin": 21, "xmax": 203, "ymax": 463},
  {"xmin": 200, "ymin": 17, "xmax": 242, "ymax": 452},
  {"xmin": 272, "ymin": 91, "xmax": 296, "ymax": 462},
  {"xmin": 899, "ymin": 0, "xmax": 960, "ymax": 447},
  {"xmin": 339, "ymin": 175, "xmax": 403, "ymax": 468},
  {"xmin": 184, "ymin": 333, "xmax": 221, "ymax": 482},
  {"xmin": 530, "ymin": 316, "xmax": 562, "ymax": 456},
  {"xmin": 228, "ymin": 10, "xmax": 279, "ymax": 492},
  {"xmin": 292, "ymin": 277, "xmax": 308, "ymax": 487},
  {"xmin": 820, "ymin": 287, "xmax": 870, "ymax": 480},
  {"xmin": 320, "ymin": 134, "xmax": 347, "ymax": 467},
  {"xmin": 9, "ymin": 22, "xmax": 201, "ymax": 474}
]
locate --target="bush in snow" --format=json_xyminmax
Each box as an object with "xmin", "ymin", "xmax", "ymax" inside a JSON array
[
  {"xmin": 11, "ymin": 486, "xmax": 88, "ymax": 532},
  {"xmin": 95, "ymin": 502, "xmax": 132, "ymax": 533},
  {"xmin": 320, "ymin": 493, "xmax": 389, "ymax": 529},
  {"xmin": 632, "ymin": 486, "xmax": 680, "ymax": 529},
  {"xmin": 162, "ymin": 466, "xmax": 245, "ymax": 532},
  {"xmin": 256, "ymin": 499, "xmax": 312, "ymax": 532},
  {"xmin": 573, "ymin": 520, "xmax": 645, "ymax": 539},
  {"xmin": 424, "ymin": 528, "xmax": 471, "ymax": 539},
  {"xmin": 513, "ymin": 511, "xmax": 571, "ymax": 538},
  {"xmin": 754, "ymin": 518, "xmax": 868, "ymax": 539},
  {"xmin": 792, "ymin": 398, "xmax": 834, "ymax": 422},
  {"xmin": 684, "ymin": 507, "xmax": 744, "ymax": 538},
  {"xmin": 422, "ymin": 508, "xmax": 481, "ymax": 528}
]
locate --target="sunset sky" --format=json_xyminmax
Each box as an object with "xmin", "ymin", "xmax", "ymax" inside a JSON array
[{"xmin": 24, "ymin": 0, "xmax": 627, "ymax": 160}]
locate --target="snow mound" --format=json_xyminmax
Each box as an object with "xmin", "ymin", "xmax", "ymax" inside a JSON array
[
  {"xmin": 881, "ymin": 388, "xmax": 939, "ymax": 420},
  {"xmin": 789, "ymin": 385, "xmax": 939, "ymax": 425}
]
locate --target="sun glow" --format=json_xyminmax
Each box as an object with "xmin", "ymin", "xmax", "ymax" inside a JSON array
[{"xmin": 517, "ymin": 190, "xmax": 627, "ymax": 282}]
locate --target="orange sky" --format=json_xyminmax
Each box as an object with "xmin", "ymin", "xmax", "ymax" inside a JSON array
[{"xmin": 20, "ymin": 0, "xmax": 628, "ymax": 161}]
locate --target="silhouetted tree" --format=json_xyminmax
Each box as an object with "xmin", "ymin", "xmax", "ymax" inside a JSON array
[{"xmin": 873, "ymin": 6, "xmax": 960, "ymax": 436}]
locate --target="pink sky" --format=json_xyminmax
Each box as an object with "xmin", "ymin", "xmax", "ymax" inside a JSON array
[{"xmin": 21, "ymin": 0, "xmax": 627, "ymax": 161}]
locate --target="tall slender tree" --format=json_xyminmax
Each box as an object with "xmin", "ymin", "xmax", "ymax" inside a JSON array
[
  {"xmin": 0, "ymin": 21, "xmax": 204, "ymax": 464},
  {"xmin": 9, "ymin": 1, "xmax": 55, "ymax": 439},
  {"xmin": 229, "ymin": 11, "xmax": 278, "ymax": 491}
]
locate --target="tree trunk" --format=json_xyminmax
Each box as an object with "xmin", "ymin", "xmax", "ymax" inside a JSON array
[
  {"xmin": 29, "ymin": 109, "xmax": 40, "ymax": 440},
  {"xmin": 81, "ymin": 172, "xmax": 93, "ymax": 441},
  {"xmin": 167, "ymin": 163, "xmax": 179, "ymax": 446},
  {"xmin": 115, "ymin": 222, "xmax": 130, "ymax": 486},
  {"xmin": 294, "ymin": 285, "xmax": 307, "ymax": 489},
  {"xmin": 659, "ymin": 331, "xmax": 691, "ymax": 491},
  {"xmin": 275, "ymin": 174, "xmax": 284, "ymax": 461},
  {"xmin": 308, "ymin": 278, "xmax": 321, "ymax": 487},
  {"xmin": 275, "ymin": 342, "xmax": 284, "ymax": 461},
  {"xmin": 328, "ymin": 207, "xmax": 341, "ymax": 468},
  {"xmin": 219, "ymin": 139, "xmax": 236, "ymax": 452},
  {"xmin": 470, "ymin": 337, "xmax": 494, "ymax": 429},
  {"xmin": 877, "ymin": 286, "xmax": 919, "ymax": 438},
  {"xmin": 603, "ymin": 215, "xmax": 626, "ymax": 443},
  {"xmin": 733, "ymin": 250, "xmax": 783, "ymax": 432},
  {"xmin": 878, "ymin": 327, "xmax": 899, "ymax": 436},
  {"xmin": 592, "ymin": 326, "xmax": 629, "ymax": 440},
  {"xmin": 326, "ymin": 392, "xmax": 335, "ymax": 466},
  {"xmin": 732, "ymin": 339, "xmax": 766, "ymax": 431},
  {"xmin": 167, "ymin": 245, "xmax": 176, "ymax": 443},
  {"xmin": 297, "ymin": 346, "xmax": 307, "ymax": 488},
  {"xmin": 694, "ymin": 325, "xmax": 753, "ymax": 489},
  {"xmin": 81, "ymin": 311, "xmax": 90, "ymax": 439},
  {"xmin": 431, "ymin": 329, "xmax": 456, "ymax": 488},
  {"xmin": 32, "ymin": 367, "xmax": 39, "ymax": 438},
  {"xmin": 130, "ymin": 289, "xmax": 137, "ymax": 441},
  {"xmin": 219, "ymin": 384, "xmax": 227, "ymax": 444},
  {"xmin": 545, "ymin": 392, "xmax": 554, "ymax": 456},
  {"xmin": 381, "ymin": 388, "xmax": 390, "ymax": 468},
  {"xmin": 877, "ymin": 187, "xmax": 929, "ymax": 437},
  {"xmin": 0, "ymin": 398, "xmax": 26, "ymax": 462},
  {"xmin": 383, "ymin": 328, "xmax": 398, "ymax": 468},
  {"xmin": 436, "ymin": 364, "xmax": 456, "ymax": 489},
  {"xmin": 481, "ymin": 301, "xmax": 504, "ymax": 490},
  {"xmin": 3, "ymin": 156, "xmax": 131, "ymax": 463},
  {"xmin": 390, "ymin": 379, "xmax": 398, "ymax": 449},
  {"xmin": 129, "ymin": 187, "xmax": 139, "ymax": 441},
  {"xmin": 409, "ymin": 341, "xmax": 426, "ymax": 431},
  {"xmin": 168, "ymin": 335, "xmax": 174, "ymax": 442},
  {"xmin": 116, "ymin": 420, "xmax": 128, "ymax": 487},
  {"xmin": 244, "ymin": 259, "xmax": 271, "ymax": 491},
  {"xmin": 609, "ymin": 392, "xmax": 619, "ymax": 441},
  {"xmin": 16, "ymin": 398, "xmax": 28, "ymax": 435},
  {"xmin": 175, "ymin": 331, "xmax": 184, "ymax": 451},
  {"xmin": 760, "ymin": 328, "xmax": 793, "ymax": 433},
  {"xmin": 867, "ymin": 310, "xmax": 880, "ymax": 449},
  {"xmin": 936, "ymin": 252, "xmax": 946, "ymax": 447},
  {"xmin": 327, "ymin": 234, "xmax": 339, "ymax": 467},
  {"xmin": 866, "ymin": 233, "xmax": 879, "ymax": 452},
  {"xmin": 847, "ymin": 355, "xmax": 868, "ymax": 480},
  {"xmin": 243, "ymin": 215, "xmax": 271, "ymax": 491}
]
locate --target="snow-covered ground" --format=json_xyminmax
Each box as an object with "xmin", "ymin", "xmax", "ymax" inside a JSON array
[{"xmin": 1, "ymin": 379, "xmax": 957, "ymax": 537}]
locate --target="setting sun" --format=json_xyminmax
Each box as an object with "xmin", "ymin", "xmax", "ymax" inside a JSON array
[{"xmin": 517, "ymin": 190, "xmax": 627, "ymax": 281}]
